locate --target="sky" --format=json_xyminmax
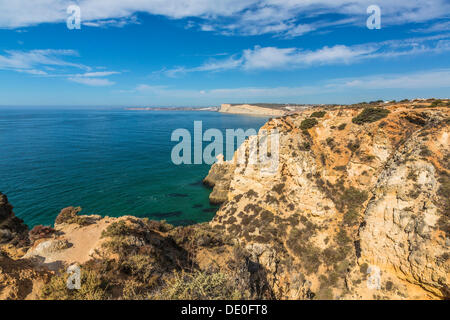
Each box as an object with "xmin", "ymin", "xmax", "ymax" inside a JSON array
[{"xmin": 0, "ymin": 0, "xmax": 449, "ymax": 107}]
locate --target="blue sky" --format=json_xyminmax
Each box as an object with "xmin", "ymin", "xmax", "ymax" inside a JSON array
[{"xmin": 0, "ymin": 0, "xmax": 449, "ymax": 106}]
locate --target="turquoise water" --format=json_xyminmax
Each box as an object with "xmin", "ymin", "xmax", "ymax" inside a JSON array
[{"xmin": 0, "ymin": 109, "xmax": 268, "ymax": 227}]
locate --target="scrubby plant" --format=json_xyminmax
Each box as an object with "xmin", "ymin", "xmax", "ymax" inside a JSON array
[
  {"xmin": 407, "ymin": 171, "xmax": 418, "ymax": 182},
  {"xmin": 29, "ymin": 225, "xmax": 55, "ymax": 243},
  {"xmin": 352, "ymin": 107, "xmax": 390, "ymax": 125},
  {"xmin": 346, "ymin": 141, "xmax": 360, "ymax": 153},
  {"xmin": 437, "ymin": 174, "xmax": 450, "ymax": 237},
  {"xmin": 339, "ymin": 187, "xmax": 368, "ymax": 225},
  {"xmin": 300, "ymin": 142, "xmax": 311, "ymax": 151},
  {"xmin": 430, "ymin": 99, "xmax": 443, "ymax": 107},
  {"xmin": 101, "ymin": 220, "xmax": 132, "ymax": 238},
  {"xmin": 41, "ymin": 269, "xmax": 108, "ymax": 300},
  {"xmin": 419, "ymin": 146, "xmax": 432, "ymax": 157},
  {"xmin": 55, "ymin": 206, "xmax": 90, "ymax": 226},
  {"xmin": 335, "ymin": 229, "xmax": 351, "ymax": 246},
  {"xmin": 337, "ymin": 123, "xmax": 347, "ymax": 130},
  {"xmin": 272, "ymin": 183, "xmax": 285, "ymax": 194},
  {"xmin": 153, "ymin": 271, "xmax": 243, "ymax": 300},
  {"xmin": 310, "ymin": 111, "xmax": 326, "ymax": 118},
  {"xmin": 359, "ymin": 263, "xmax": 369, "ymax": 274},
  {"xmin": 300, "ymin": 118, "xmax": 318, "ymax": 130}
]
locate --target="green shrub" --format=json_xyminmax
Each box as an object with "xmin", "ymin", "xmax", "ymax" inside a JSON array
[
  {"xmin": 347, "ymin": 141, "xmax": 360, "ymax": 153},
  {"xmin": 335, "ymin": 229, "xmax": 351, "ymax": 246},
  {"xmin": 41, "ymin": 269, "xmax": 108, "ymax": 300},
  {"xmin": 430, "ymin": 99, "xmax": 442, "ymax": 107},
  {"xmin": 272, "ymin": 183, "xmax": 285, "ymax": 194},
  {"xmin": 352, "ymin": 108, "xmax": 390, "ymax": 125},
  {"xmin": 341, "ymin": 187, "xmax": 367, "ymax": 209},
  {"xmin": 310, "ymin": 111, "xmax": 326, "ymax": 118},
  {"xmin": 300, "ymin": 142, "xmax": 311, "ymax": 151},
  {"xmin": 101, "ymin": 220, "xmax": 132, "ymax": 238},
  {"xmin": 337, "ymin": 123, "xmax": 347, "ymax": 130},
  {"xmin": 359, "ymin": 263, "xmax": 369, "ymax": 274},
  {"xmin": 419, "ymin": 146, "xmax": 432, "ymax": 157},
  {"xmin": 300, "ymin": 118, "xmax": 318, "ymax": 130},
  {"xmin": 340, "ymin": 187, "xmax": 368, "ymax": 225}
]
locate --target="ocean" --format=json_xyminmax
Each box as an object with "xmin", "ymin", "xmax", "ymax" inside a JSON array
[{"xmin": 0, "ymin": 108, "xmax": 269, "ymax": 227}]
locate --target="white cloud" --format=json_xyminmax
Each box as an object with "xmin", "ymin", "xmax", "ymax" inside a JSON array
[
  {"xmin": 160, "ymin": 34, "xmax": 450, "ymax": 74},
  {"xmin": 68, "ymin": 77, "xmax": 115, "ymax": 86},
  {"xmin": 0, "ymin": 0, "xmax": 449, "ymax": 37},
  {"xmin": 126, "ymin": 68, "xmax": 450, "ymax": 101},
  {"xmin": 75, "ymin": 71, "xmax": 120, "ymax": 77},
  {"xmin": 0, "ymin": 49, "xmax": 88, "ymax": 74},
  {"xmin": 0, "ymin": 48, "xmax": 119, "ymax": 86}
]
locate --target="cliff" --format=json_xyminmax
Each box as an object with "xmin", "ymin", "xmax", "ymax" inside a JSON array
[
  {"xmin": 206, "ymin": 100, "xmax": 449, "ymax": 299},
  {"xmin": 0, "ymin": 99, "xmax": 448, "ymax": 300},
  {"xmin": 219, "ymin": 103, "xmax": 287, "ymax": 116}
]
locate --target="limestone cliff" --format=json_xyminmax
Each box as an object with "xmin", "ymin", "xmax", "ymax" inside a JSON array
[
  {"xmin": 205, "ymin": 101, "xmax": 449, "ymax": 299},
  {"xmin": 219, "ymin": 103, "xmax": 287, "ymax": 116}
]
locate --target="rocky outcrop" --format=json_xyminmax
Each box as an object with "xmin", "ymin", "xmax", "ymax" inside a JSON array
[
  {"xmin": 0, "ymin": 251, "xmax": 50, "ymax": 299},
  {"xmin": 0, "ymin": 193, "xmax": 29, "ymax": 248},
  {"xmin": 207, "ymin": 102, "xmax": 449, "ymax": 299},
  {"xmin": 203, "ymin": 155, "xmax": 235, "ymax": 204}
]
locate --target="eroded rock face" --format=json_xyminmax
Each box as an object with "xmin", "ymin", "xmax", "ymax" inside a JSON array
[
  {"xmin": 207, "ymin": 103, "xmax": 449, "ymax": 299},
  {"xmin": 203, "ymin": 160, "xmax": 235, "ymax": 204},
  {"xmin": 360, "ymin": 122, "xmax": 449, "ymax": 297},
  {"xmin": 0, "ymin": 193, "xmax": 29, "ymax": 247}
]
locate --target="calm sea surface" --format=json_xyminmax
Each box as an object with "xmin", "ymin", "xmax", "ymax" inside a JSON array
[{"xmin": 0, "ymin": 109, "xmax": 268, "ymax": 227}]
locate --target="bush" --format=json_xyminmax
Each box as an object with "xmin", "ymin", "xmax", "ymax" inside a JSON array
[
  {"xmin": 300, "ymin": 118, "xmax": 318, "ymax": 130},
  {"xmin": 352, "ymin": 108, "xmax": 390, "ymax": 125},
  {"xmin": 153, "ymin": 271, "xmax": 243, "ymax": 300},
  {"xmin": 335, "ymin": 229, "xmax": 351, "ymax": 246},
  {"xmin": 341, "ymin": 187, "xmax": 368, "ymax": 209},
  {"xmin": 337, "ymin": 123, "xmax": 347, "ymax": 130},
  {"xmin": 55, "ymin": 206, "xmax": 90, "ymax": 226},
  {"xmin": 339, "ymin": 187, "xmax": 368, "ymax": 225},
  {"xmin": 101, "ymin": 220, "xmax": 132, "ymax": 238},
  {"xmin": 430, "ymin": 99, "xmax": 442, "ymax": 107},
  {"xmin": 347, "ymin": 141, "xmax": 360, "ymax": 153},
  {"xmin": 272, "ymin": 183, "xmax": 285, "ymax": 194},
  {"xmin": 29, "ymin": 225, "xmax": 55, "ymax": 243},
  {"xmin": 41, "ymin": 269, "xmax": 108, "ymax": 300},
  {"xmin": 310, "ymin": 111, "xmax": 326, "ymax": 118}
]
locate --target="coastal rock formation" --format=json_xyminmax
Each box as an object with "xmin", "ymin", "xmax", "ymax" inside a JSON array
[
  {"xmin": 206, "ymin": 101, "xmax": 449, "ymax": 299},
  {"xmin": 0, "ymin": 193, "xmax": 29, "ymax": 248},
  {"xmin": 0, "ymin": 100, "xmax": 449, "ymax": 300}
]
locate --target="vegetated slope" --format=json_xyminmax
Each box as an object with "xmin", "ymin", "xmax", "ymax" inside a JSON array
[{"xmin": 206, "ymin": 101, "xmax": 449, "ymax": 299}]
